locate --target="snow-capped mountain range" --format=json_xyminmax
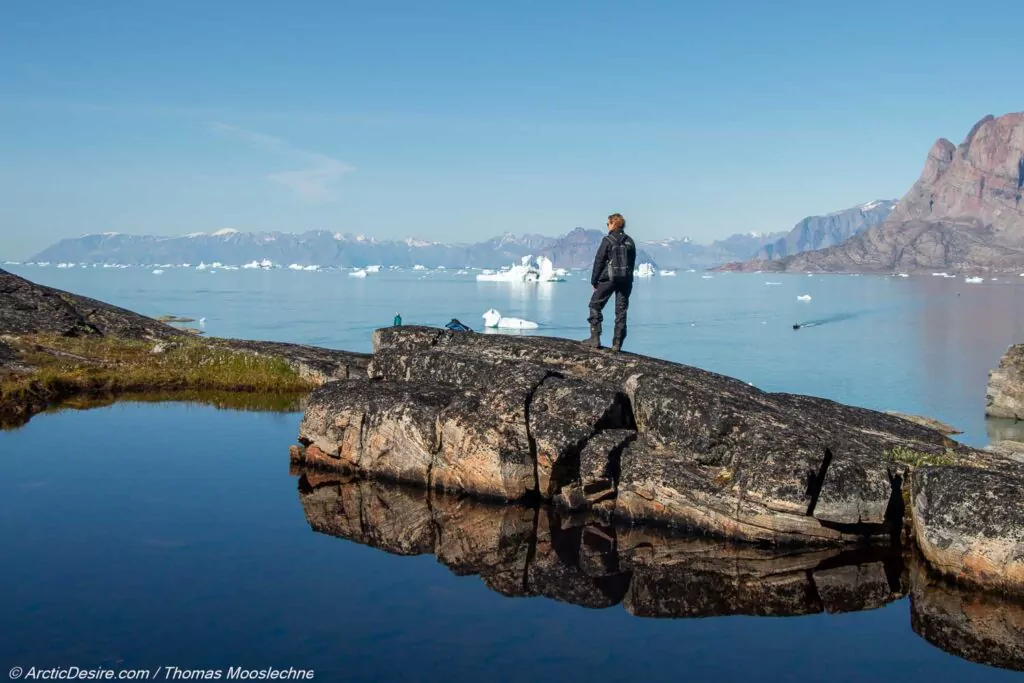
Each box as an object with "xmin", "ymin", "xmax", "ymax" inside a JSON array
[{"xmin": 24, "ymin": 201, "xmax": 890, "ymax": 270}]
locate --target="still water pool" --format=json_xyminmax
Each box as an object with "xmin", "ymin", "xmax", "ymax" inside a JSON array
[{"xmin": 2, "ymin": 267, "xmax": 1023, "ymax": 680}]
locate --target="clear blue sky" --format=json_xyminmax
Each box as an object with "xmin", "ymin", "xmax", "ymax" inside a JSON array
[{"xmin": 1, "ymin": 0, "xmax": 1021, "ymax": 259}]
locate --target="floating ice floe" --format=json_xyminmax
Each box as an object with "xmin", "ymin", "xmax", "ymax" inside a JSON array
[
  {"xmin": 896, "ymin": 273, "xmax": 909, "ymax": 278},
  {"xmin": 635, "ymin": 263, "xmax": 656, "ymax": 278},
  {"xmin": 701, "ymin": 275, "xmax": 714, "ymax": 279},
  {"xmin": 288, "ymin": 264, "xmax": 318, "ymax": 271},
  {"xmin": 482, "ymin": 309, "xmax": 538, "ymax": 329},
  {"xmin": 686, "ymin": 269, "xmax": 696, "ymax": 273},
  {"xmin": 349, "ymin": 269, "xmax": 368, "ymax": 278},
  {"xmin": 931, "ymin": 272, "xmax": 955, "ymax": 278},
  {"xmin": 765, "ymin": 281, "xmax": 782, "ymax": 286},
  {"xmin": 196, "ymin": 262, "xmax": 209, "ymax": 271},
  {"xmin": 152, "ymin": 269, "xmax": 165, "ymax": 275},
  {"xmin": 964, "ymin": 276, "xmax": 984, "ymax": 284},
  {"xmin": 365, "ymin": 265, "xmax": 382, "ymax": 273},
  {"xmin": 660, "ymin": 270, "xmax": 677, "ymax": 276},
  {"xmin": 413, "ymin": 265, "xmax": 427, "ymax": 271},
  {"xmin": 797, "ymin": 294, "xmax": 812, "ymax": 301},
  {"xmin": 476, "ymin": 255, "xmax": 564, "ymax": 283}
]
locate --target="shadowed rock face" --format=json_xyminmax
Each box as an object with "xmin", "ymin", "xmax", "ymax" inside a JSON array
[
  {"xmin": 0, "ymin": 267, "xmax": 184, "ymax": 340},
  {"xmin": 294, "ymin": 473, "xmax": 906, "ymax": 619},
  {"xmin": 295, "ymin": 327, "xmax": 993, "ymax": 546}
]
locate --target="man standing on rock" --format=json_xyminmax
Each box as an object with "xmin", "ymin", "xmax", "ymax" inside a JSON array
[{"xmin": 583, "ymin": 213, "xmax": 636, "ymax": 352}]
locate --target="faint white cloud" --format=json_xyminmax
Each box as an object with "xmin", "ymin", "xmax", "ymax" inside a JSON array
[{"xmin": 209, "ymin": 122, "xmax": 353, "ymax": 202}]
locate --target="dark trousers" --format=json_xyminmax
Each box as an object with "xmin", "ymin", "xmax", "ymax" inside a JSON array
[{"xmin": 588, "ymin": 279, "xmax": 632, "ymax": 341}]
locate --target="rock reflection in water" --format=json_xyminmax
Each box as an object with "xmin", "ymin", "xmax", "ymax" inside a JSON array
[
  {"xmin": 295, "ymin": 471, "xmax": 905, "ymax": 619},
  {"xmin": 295, "ymin": 472, "xmax": 1024, "ymax": 672},
  {"xmin": 910, "ymin": 561, "xmax": 1024, "ymax": 672}
]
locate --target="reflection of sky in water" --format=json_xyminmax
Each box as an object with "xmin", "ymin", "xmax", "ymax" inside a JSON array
[
  {"xmin": 0, "ymin": 403, "xmax": 1020, "ymax": 680},
  {"xmin": 10, "ymin": 266, "xmax": 1024, "ymax": 445}
]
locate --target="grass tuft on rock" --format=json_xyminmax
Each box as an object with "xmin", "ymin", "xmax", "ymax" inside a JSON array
[
  {"xmin": 884, "ymin": 446, "xmax": 958, "ymax": 468},
  {"xmin": 1, "ymin": 335, "xmax": 314, "ymax": 418}
]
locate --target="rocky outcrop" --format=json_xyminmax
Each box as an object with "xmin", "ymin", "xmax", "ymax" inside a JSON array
[
  {"xmin": 986, "ymin": 343, "xmax": 1024, "ymax": 419},
  {"xmin": 910, "ymin": 465, "xmax": 1024, "ymax": 593},
  {"xmin": 293, "ymin": 326, "xmax": 994, "ymax": 546},
  {"xmin": 0, "ymin": 267, "xmax": 184, "ymax": 340},
  {"xmin": 723, "ymin": 112, "xmax": 1024, "ymax": 273},
  {"xmin": 295, "ymin": 473, "xmax": 907, "ymax": 618}
]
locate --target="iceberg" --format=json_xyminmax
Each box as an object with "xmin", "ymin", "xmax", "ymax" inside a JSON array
[
  {"xmin": 964, "ymin": 276, "xmax": 983, "ymax": 284},
  {"xmin": 896, "ymin": 273, "xmax": 909, "ymax": 278},
  {"xmin": 482, "ymin": 309, "xmax": 539, "ymax": 329},
  {"xmin": 476, "ymin": 255, "xmax": 541, "ymax": 283},
  {"xmin": 536, "ymin": 256, "xmax": 565, "ymax": 282},
  {"xmin": 152, "ymin": 269, "xmax": 165, "ymax": 275},
  {"xmin": 365, "ymin": 265, "xmax": 382, "ymax": 273},
  {"xmin": 797, "ymin": 294, "xmax": 812, "ymax": 301},
  {"xmin": 765, "ymin": 282, "xmax": 782, "ymax": 286},
  {"xmin": 242, "ymin": 261, "xmax": 261, "ymax": 269},
  {"xmin": 413, "ymin": 265, "xmax": 427, "ymax": 271},
  {"xmin": 634, "ymin": 263, "xmax": 656, "ymax": 278},
  {"xmin": 660, "ymin": 270, "xmax": 677, "ymax": 276},
  {"xmin": 196, "ymin": 262, "xmax": 209, "ymax": 271},
  {"xmin": 701, "ymin": 275, "xmax": 713, "ymax": 279},
  {"xmin": 349, "ymin": 269, "xmax": 368, "ymax": 278}
]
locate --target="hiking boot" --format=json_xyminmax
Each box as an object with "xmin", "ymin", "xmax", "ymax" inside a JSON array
[
  {"xmin": 611, "ymin": 338, "xmax": 623, "ymax": 352},
  {"xmin": 582, "ymin": 324, "xmax": 601, "ymax": 348}
]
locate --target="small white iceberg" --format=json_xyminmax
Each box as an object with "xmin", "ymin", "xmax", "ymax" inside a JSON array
[
  {"xmin": 482, "ymin": 309, "xmax": 538, "ymax": 330},
  {"xmin": 349, "ymin": 269, "xmax": 368, "ymax": 278},
  {"xmin": 701, "ymin": 275, "xmax": 714, "ymax": 279},
  {"xmin": 196, "ymin": 262, "xmax": 209, "ymax": 271},
  {"xmin": 964, "ymin": 276, "xmax": 983, "ymax": 284},
  {"xmin": 152, "ymin": 269, "xmax": 165, "ymax": 275},
  {"xmin": 896, "ymin": 273, "xmax": 909, "ymax": 278},
  {"xmin": 797, "ymin": 294, "xmax": 812, "ymax": 301},
  {"xmin": 765, "ymin": 281, "xmax": 782, "ymax": 286},
  {"xmin": 660, "ymin": 270, "xmax": 677, "ymax": 277},
  {"xmin": 635, "ymin": 263, "xmax": 656, "ymax": 278},
  {"xmin": 413, "ymin": 265, "xmax": 427, "ymax": 271},
  {"xmin": 365, "ymin": 265, "xmax": 382, "ymax": 273}
]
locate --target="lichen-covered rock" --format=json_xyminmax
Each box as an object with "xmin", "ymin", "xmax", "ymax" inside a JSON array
[
  {"xmin": 305, "ymin": 326, "xmax": 994, "ymax": 545},
  {"xmin": 986, "ymin": 344, "xmax": 1024, "ymax": 419},
  {"xmin": 911, "ymin": 465, "xmax": 1024, "ymax": 593},
  {"xmin": 0, "ymin": 267, "xmax": 183, "ymax": 340},
  {"xmin": 297, "ymin": 380, "xmax": 459, "ymax": 486},
  {"xmin": 528, "ymin": 377, "xmax": 631, "ymax": 497}
]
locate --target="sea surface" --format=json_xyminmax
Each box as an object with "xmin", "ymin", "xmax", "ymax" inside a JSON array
[{"xmin": 2, "ymin": 265, "xmax": 1023, "ymax": 681}]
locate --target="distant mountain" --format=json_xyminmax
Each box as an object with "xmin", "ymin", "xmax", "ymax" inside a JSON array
[
  {"xmin": 725, "ymin": 112, "xmax": 1024, "ymax": 273},
  {"xmin": 29, "ymin": 228, "xmax": 659, "ymax": 270},
  {"xmin": 640, "ymin": 232, "xmax": 787, "ymax": 270},
  {"xmin": 28, "ymin": 227, "xmax": 785, "ymax": 271},
  {"xmin": 755, "ymin": 200, "xmax": 897, "ymax": 261}
]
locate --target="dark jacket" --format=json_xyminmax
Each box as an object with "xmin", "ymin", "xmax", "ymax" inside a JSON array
[{"xmin": 591, "ymin": 231, "xmax": 636, "ymax": 287}]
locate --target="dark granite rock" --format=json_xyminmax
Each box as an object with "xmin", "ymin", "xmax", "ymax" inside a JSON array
[
  {"xmin": 309, "ymin": 326, "xmax": 995, "ymax": 545},
  {"xmin": 0, "ymin": 267, "xmax": 183, "ymax": 340},
  {"xmin": 986, "ymin": 343, "xmax": 1024, "ymax": 419},
  {"xmin": 911, "ymin": 465, "xmax": 1024, "ymax": 593}
]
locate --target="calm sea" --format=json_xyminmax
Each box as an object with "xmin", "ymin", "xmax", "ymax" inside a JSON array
[{"xmin": 2, "ymin": 265, "xmax": 1022, "ymax": 680}]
